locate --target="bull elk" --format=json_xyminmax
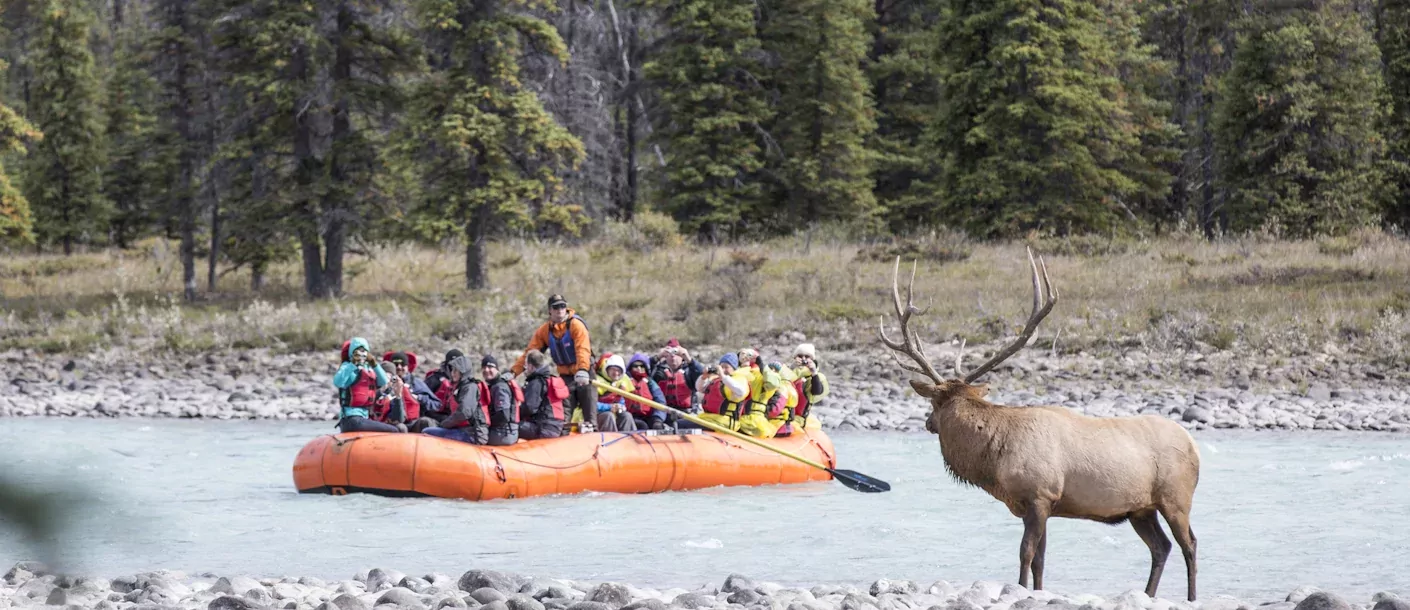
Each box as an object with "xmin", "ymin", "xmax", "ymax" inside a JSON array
[{"xmin": 879, "ymin": 248, "xmax": 1201, "ymax": 601}]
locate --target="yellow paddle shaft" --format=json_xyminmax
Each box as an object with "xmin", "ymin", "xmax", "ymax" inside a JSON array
[{"xmin": 591, "ymin": 379, "xmax": 833, "ymax": 473}]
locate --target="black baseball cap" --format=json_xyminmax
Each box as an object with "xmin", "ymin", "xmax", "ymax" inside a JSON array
[{"xmin": 547, "ymin": 294, "xmax": 568, "ymax": 308}]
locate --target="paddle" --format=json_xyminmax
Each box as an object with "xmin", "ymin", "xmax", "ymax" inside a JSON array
[{"xmin": 591, "ymin": 379, "xmax": 890, "ymax": 493}]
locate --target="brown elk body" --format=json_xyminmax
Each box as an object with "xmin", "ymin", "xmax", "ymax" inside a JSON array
[{"xmin": 880, "ymin": 250, "xmax": 1201, "ymax": 601}]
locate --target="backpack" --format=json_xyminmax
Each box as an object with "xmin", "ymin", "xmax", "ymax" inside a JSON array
[
  {"xmin": 544, "ymin": 375, "xmax": 569, "ymax": 420},
  {"xmin": 478, "ymin": 378, "xmax": 525, "ymax": 425}
]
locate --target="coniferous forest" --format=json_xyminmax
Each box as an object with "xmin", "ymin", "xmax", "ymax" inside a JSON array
[{"xmin": 1, "ymin": 0, "xmax": 1408, "ymax": 298}]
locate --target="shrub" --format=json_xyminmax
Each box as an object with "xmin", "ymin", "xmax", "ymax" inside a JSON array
[
  {"xmin": 1027, "ymin": 233, "xmax": 1145, "ymax": 257},
  {"xmin": 855, "ymin": 228, "xmax": 972, "ymax": 264}
]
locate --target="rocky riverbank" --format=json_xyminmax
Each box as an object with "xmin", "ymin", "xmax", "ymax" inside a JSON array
[
  {"xmin": 2, "ymin": 339, "xmax": 1409, "ymax": 432},
  {"xmin": 3, "ymin": 563, "xmax": 1407, "ymax": 610}
]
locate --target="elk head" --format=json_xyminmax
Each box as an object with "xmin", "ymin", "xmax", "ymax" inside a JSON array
[{"xmin": 878, "ymin": 246, "xmax": 1058, "ymax": 433}]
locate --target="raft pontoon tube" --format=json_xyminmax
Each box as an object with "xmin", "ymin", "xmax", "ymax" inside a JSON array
[{"xmin": 292, "ymin": 428, "xmax": 837, "ymax": 500}]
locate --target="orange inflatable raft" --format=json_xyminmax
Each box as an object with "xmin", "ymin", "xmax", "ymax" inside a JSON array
[{"xmin": 291, "ymin": 428, "xmax": 837, "ymax": 500}]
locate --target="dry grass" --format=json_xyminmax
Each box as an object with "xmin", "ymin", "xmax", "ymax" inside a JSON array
[{"xmin": 2, "ymin": 227, "xmax": 1409, "ymax": 365}]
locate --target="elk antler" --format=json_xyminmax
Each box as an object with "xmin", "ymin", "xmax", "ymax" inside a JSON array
[
  {"xmin": 879, "ymin": 257, "xmax": 947, "ymax": 385},
  {"xmin": 955, "ymin": 245, "xmax": 1058, "ymax": 384}
]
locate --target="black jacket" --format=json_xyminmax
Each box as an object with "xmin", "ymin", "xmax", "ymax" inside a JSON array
[{"xmin": 521, "ymin": 364, "xmax": 564, "ymax": 424}]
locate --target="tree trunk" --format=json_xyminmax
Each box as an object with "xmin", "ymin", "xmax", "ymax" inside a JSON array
[
  {"xmin": 113, "ymin": 0, "xmax": 124, "ymax": 25},
  {"xmin": 292, "ymin": 38, "xmax": 326, "ymax": 298},
  {"xmin": 624, "ymin": 14, "xmax": 640, "ymax": 219},
  {"xmin": 171, "ymin": 0, "xmax": 197, "ymax": 302},
  {"xmin": 465, "ymin": 204, "xmax": 490, "ymax": 291},
  {"xmin": 251, "ymin": 259, "xmax": 267, "ymax": 292},
  {"xmin": 321, "ymin": 1, "xmax": 354, "ymax": 298}
]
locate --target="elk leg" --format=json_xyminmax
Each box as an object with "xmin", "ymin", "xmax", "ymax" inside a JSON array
[
  {"xmin": 1019, "ymin": 502, "xmax": 1050, "ymax": 590},
  {"xmin": 1129, "ymin": 511, "xmax": 1172, "ymax": 598},
  {"xmin": 1160, "ymin": 507, "xmax": 1199, "ymax": 602},
  {"xmin": 1031, "ymin": 529, "xmax": 1048, "ymax": 591}
]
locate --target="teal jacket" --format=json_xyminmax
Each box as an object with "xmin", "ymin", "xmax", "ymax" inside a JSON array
[{"xmin": 333, "ymin": 337, "xmax": 387, "ymax": 418}]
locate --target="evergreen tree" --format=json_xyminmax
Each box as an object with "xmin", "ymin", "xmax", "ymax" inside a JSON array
[
  {"xmin": 405, "ymin": 0, "xmax": 585, "ymax": 290},
  {"xmin": 761, "ymin": 0, "xmax": 878, "ymax": 229},
  {"xmin": 1380, "ymin": 0, "xmax": 1410, "ymax": 228},
  {"xmin": 207, "ymin": 0, "xmax": 305, "ymax": 291},
  {"xmin": 1214, "ymin": 0, "xmax": 1389, "ymax": 236},
  {"xmin": 641, "ymin": 0, "xmax": 773, "ymax": 237},
  {"xmin": 866, "ymin": 0, "xmax": 943, "ymax": 229},
  {"xmin": 25, "ymin": 0, "xmax": 108, "ymax": 254},
  {"xmin": 924, "ymin": 0, "xmax": 1175, "ymax": 237},
  {"xmin": 148, "ymin": 0, "xmax": 206, "ymax": 300},
  {"xmin": 0, "ymin": 60, "xmax": 41, "ymax": 244},
  {"xmin": 1139, "ymin": 0, "xmax": 1237, "ymax": 235},
  {"xmin": 102, "ymin": 10, "xmax": 159, "ymax": 249}
]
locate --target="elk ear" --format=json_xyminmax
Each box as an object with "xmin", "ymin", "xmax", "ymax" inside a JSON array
[{"xmin": 909, "ymin": 378, "xmax": 942, "ymax": 399}]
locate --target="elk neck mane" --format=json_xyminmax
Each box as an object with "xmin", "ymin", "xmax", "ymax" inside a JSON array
[{"xmin": 930, "ymin": 382, "xmax": 1030, "ymax": 492}]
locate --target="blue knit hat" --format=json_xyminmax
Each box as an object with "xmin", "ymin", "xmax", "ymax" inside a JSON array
[{"xmin": 718, "ymin": 353, "xmax": 739, "ymax": 368}]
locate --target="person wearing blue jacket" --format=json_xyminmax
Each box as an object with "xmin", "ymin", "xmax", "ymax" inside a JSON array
[{"xmin": 333, "ymin": 337, "xmax": 400, "ymax": 433}]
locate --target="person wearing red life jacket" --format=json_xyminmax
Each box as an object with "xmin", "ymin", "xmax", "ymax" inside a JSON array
[
  {"xmin": 625, "ymin": 353, "xmax": 669, "ymax": 430},
  {"xmin": 369, "ymin": 361, "xmax": 419, "ymax": 428},
  {"xmin": 519, "ymin": 350, "xmax": 568, "ymax": 440},
  {"xmin": 422, "ymin": 355, "xmax": 488, "ymax": 444},
  {"xmin": 383, "ymin": 351, "xmax": 439, "ymax": 417},
  {"xmin": 779, "ymin": 342, "xmax": 829, "ymax": 435},
  {"xmin": 332, "ymin": 337, "xmax": 399, "ymax": 433},
  {"xmin": 416, "ymin": 349, "xmax": 463, "ymax": 431},
  {"xmin": 651, "ymin": 339, "xmax": 705, "ymax": 417},
  {"xmin": 478, "ymin": 355, "xmax": 520, "ymax": 446},
  {"xmin": 593, "ymin": 353, "xmax": 638, "ymax": 432}
]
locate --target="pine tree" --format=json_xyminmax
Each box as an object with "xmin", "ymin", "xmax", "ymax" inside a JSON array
[
  {"xmin": 867, "ymin": 0, "xmax": 943, "ymax": 229},
  {"xmin": 0, "ymin": 60, "xmax": 41, "ymax": 244},
  {"xmin": 760, "ymin": 0, "xmax": 878, "ymax": 229},
  {"xmin": 148, "ymin": 0, "xmax": 206, "ymax": 300},
  {"xmin": 207, "ymin": 0, "xmax": 305, "ymax": 291},
  {"xmin": 1380, "ymin": 0, "xmax": 1410, "ymax": 228},
  {"xmin": 102, "ymin": 9, "xmax": 159, "ymax": 249},
  {"xmin": 405, "ymin": 0, "xmax": 585, "ymax": 290},
  {"xmin": 24, "ymin": 0, "xmax": 108, "ymax": 255},
  {"xmin": 1214, "ymin": 0, "xmax": 1389, "ymax": 236},
  {"xmin": 641, "ymin": 0, "xmax": 773, "ymax": 237},
  {"xmin": 924, "ymin": 0, "xmax": 1175, "ymax": 237},
  {"xmin": 1139, "ymin": 0, "xmax": 1237, "ymax": 235}
]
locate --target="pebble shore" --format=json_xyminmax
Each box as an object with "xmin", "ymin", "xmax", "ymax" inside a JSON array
[
  {"xmin": 2, "ymin": 340, "xmax": 1409, "ymax": 432},
  {"xmin": 3, "ymin": 563, "xmax": 1407, "ymax": 610}
]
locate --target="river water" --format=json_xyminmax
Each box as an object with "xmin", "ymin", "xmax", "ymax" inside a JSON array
[{"xmin": 0, "ymin": 419, "xmax": 1406, "ymax": 602}]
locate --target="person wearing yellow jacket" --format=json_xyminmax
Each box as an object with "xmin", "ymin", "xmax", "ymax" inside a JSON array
[
  {"xmin": 734, "ymin": 348, "xmax": 782, "ymax": 438},
  {"xmin": 765, "ymin": 362, "xmax": 801, "ymax": 435},
  {"xmin": 582, "ymin": 353, "xmax": 638, "ymax": 432},
  {"xmin": 789, "ymin": 343, "xmax": 828, "ymax": 431},
  {"xmin": 694, "ymin": 353, "xmax": 752, "ymax": 431}
]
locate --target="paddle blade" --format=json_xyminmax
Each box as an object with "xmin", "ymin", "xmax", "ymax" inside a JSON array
[{"xmin": 830, "ymin": 469, "xmax": 891, "ymax": 493}]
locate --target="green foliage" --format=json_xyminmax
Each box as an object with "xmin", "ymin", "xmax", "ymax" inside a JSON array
[
  {"xmin": 1381, "ymin": 0, "xmax": 1410, "ymax": 229},
  {"xmin": 404, "ymin": 0, "xmax": 585, "ymax": 288},
  {"xmin": 760, "ymin": 0, "xmax": 878, "ymax": 228},
  {"xmin": 641, "ymin": 0, "xmax": 773, "ymax": 236},
  {"xmin": 0, "ymin": 60, "xmax": 40, "ymax": 244},
  {"xmin": 923, "ymin": 0, "xmax": 1177, "ymax": 237},
  {"xmin": 854, "ymin": 228, "xmax": 972, "ymax": 263},
  {"xmin": 867, "ymin": 0, "xmax": 942, "ymax": 228},
  {"xmin": 24, "ymin": 0, "xmax": 109, "ymax": 253},
  {"xmin": 1214, "ymin": 0, "xmax": 1389, "ymax": 237},
  {"xmin": 102, "ymin": 17, "xmax": 160, "ymax": 249}
]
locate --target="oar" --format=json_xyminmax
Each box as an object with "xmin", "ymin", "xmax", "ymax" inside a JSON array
[{"xmin": 592, "ymin": 379, "xmax": 890, "ymax": 493}]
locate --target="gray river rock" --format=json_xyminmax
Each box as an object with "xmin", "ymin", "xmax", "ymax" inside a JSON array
[
  {"xmin": 2, "ymin": 341, "xmax": 1409, "ymax": 432},
  {"xmin": 8, "ymin": 569, "xmax": 1396, "ymax": 610}
]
